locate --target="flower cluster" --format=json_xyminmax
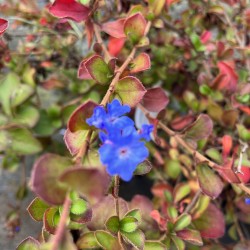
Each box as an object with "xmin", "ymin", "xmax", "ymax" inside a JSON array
[{"xmin": 87, "ymin": 99, "xmax": 153, "ymax": 181}]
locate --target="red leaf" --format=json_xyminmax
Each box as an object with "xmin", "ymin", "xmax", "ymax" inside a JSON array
[
  {"xmin": 48, "ymin": 0, "xmax": 90, "ymax": 22},
  {"xmin": 200, "ymin": 30, "xmax": 211, "ymax": 44},
  {"xmin": 222, "ymin": 135, "xmax": 232, "ymax": 159},
  {"xmin": 170, "ymin": 115, "xmax": 195, "ymax": 131},
  {"xmin": 237, "ymin": 166, "xmax": 250, "ymax": 184},
  {"xmin": 141, "ymin": 87, "xmax": 169, "ymax": 113},
  {"xmin": 130, "ymin": 53, "xmax": 151, "ymax": 74},
  {"xmin": 68, "ymin": 100, "xmax": 98, "ymax": 132},
  {"xmin": 212, "ymin": 61, "xmax": 238, "ymax": 92},
  {"xmin": 86, "ymin": 20, "xmax": 94, "ymax": 48},
  {"xmin": 217, "ymin": 159, "xmax": 241, "ymax": 183},
  {"xmin": 108, "ymin": 37, "xmax": 125, "ymax": 56},
  {"xmin": 78, "ymin": 58, "xmax": 93, "ymax": 80},
  {"xmin": 0, "ymin": 18, "xmax": 8, "ymax": 35},
  {"xmin": 102, "ymin": 18, "xmax": 126, "ymax": 38},
  {"xmin": 193, "ymin": 204, "xmax": 225, "ymax": 239},
  {"xmin": 150, "ymin": 210, "xmax": 167, "ymax": 230}
]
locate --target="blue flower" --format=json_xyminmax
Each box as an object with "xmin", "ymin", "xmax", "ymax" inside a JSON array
[
  {"xmin": 245, "ymin": 198, "xmax": 250, "ymax": 205},
  {"xmin": 99, "ymin": 126, "xmax": 149, "ymax": 181},
  {"xmin": 87, "ymin": 99, "xmax": 153, "ymax": 181},
  {"xmin": 86, "ymin": 99, "xmax": 133, "ymax": 130}
]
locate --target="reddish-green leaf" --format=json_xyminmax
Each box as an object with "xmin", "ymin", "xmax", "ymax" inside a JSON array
[
  {"xmin": 121, "ymin": 229, "xmax": 145, "ymax": 250},
  {"xmin": 43, "ymin": 207, "xmax": 59, "ymax": 234},
  {"xmin": 134, "ymin": 160, "xmax": 152, "ymax": 175},
  {"xmin": 196, "ymin": 162, "xmax": 224, "ymax": 199},
  {"xmin": 67, "ymin": 100, "xmax": 98, "ymax": 132},
  {"xmin": 27, "ymin": 197, "xmax": 49, "ymax": 222},
  {"xmin": 115, "ymin": 76, "xmax": 146, "ymax": 107},
  {"xmin": 77, "ymin": 232, "xmax": 100, "ymax": 249},
  {"xmin": 0, "ymin": 18, "xmax": 8, "ymax": 35},
  {"xmin": 193, "ymin": 204, "xmax": 225, "ymax": 238},
  {"xmin": 87, "ymin": 195, "xmax": 128, "ymax": 230},
  {"xmin": 106, "ymin": 216, "xmax": 120, "ymax": 234},
  {"xmin": 64, "ymin": 129, "xmax": 89, "ymax": 156},
  {"xmin": 59, "ymin": 166, "xmax": 110, "ymax": 204},
  {"xmin": 48, "ymin": 0, "xmax": 90, "ymax": 22},
  {"xmin": 141, "ymin": 87, "xmax": 169, "ymax": 112},
  {"xmin": 31, "ymin": 154, "xmax": 71, "ymax": 205},
  {"xmin": 173, "ymin": 183, "xmax": 190, "ymax": 203},
  {"xmin": 16, "ymin": 237, "xmax": 40, "ymax": 250},
  {"xmin": 95, "ymin": 230, "xmax": 120, "ymax": 250},
  {"xmin": 102, "ymin": 18, "xmax": 126, "ymax": 38},
  {"xmin": 176, "ymin": 229, "xmax": 203, "ymax": 246},
  {"xmin": 124, "ymin": 13, "xmax": 147, "ymax": 44},
  {"xmin": 85, "ymin": 55, "xmax": 113, "ymax": 84},
  {"xmin": 130, "ymin": 53, "xmax": 151, "ymax": 73},
  {"xmin": 182, "ymin": 114, "xmax": 213, "ymax": 142}
]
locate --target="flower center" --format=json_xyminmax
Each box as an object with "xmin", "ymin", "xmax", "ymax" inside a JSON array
[{"xmin": 118, "ymin": 147, "xmax": 130, "ymax": 158}]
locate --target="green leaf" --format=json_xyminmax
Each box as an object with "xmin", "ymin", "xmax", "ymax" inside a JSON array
[
  {"xmin": 95, "ymin": 230, "xmax": 120, "ymax": 250},
  {"xmin": 7, "ymin": 127, "xmax": 42, "ymax": 155},
  {"xmin": 148, "ymin": 0, "xmax": 165, "ymax": 16},
  {"xmin": 205, "ymin": 148, "xmax": 222, "ymax": 164},
  {"xmin": 164, "ymin": 159, "xmax": 181, "ymax": 179},
  {"xmin": 121, "ymin": 229, "xmax": 145, "ymax": 250},
  {"xmin": 124, "ymin": 209, "xmax": 142, "ymax": 224},
  {"xmin": 77, "ymin": 232, "xmax": 100, "ymax": 249},
  {"xmin": 171, "ymin": 235, "xmax": 185, "ymax": 250},
  {"xmin": 120, "ymin": 216, "xmax": 138, "ymax": 233},
  {"xmin": 173, "ymin": 183, "xmax": 190, "ymax": 203},
  {"xmin": 0, "ymin": 73, "xmax": 20, "ymax": 115},
  {"xmin": 144, "ymin": 241, "xmax": 166, "ymax": 250},
  {"xmin": 196, "ymin": 162, "xmax": 224, "ymax": 199},
  {"xmin": 115, "ymin": 76, "xmax": 146, "ymax": 107},
  {"xmin": 237, "ymin": 124, "xmax": 250, "ymax": 142},
  {"xmin": 124, "ymin": 13, "xmax": 147, "ymax": 44},
  {"xmin": 13, "ymin": 105, "xmax": 40, "ymax": 128},
  {"xmin": 105, "ymin": 216, "xmax": 120, "ymax": 234},
  {"xmin": 174, "ymin": 213, "xmax": 192, "ymax": 231},
  {"xmin": 16, "ymin": 237, "xmax": 40, "ymax": 250},
  {"xmin": 85, "ymin": 55, "xmax": 113, "ymax": 84},
  {"xmin": 134, "ymin": 160, "xmax": 152, "ymax": 175},
  {"xmin": 27, "ymin": 197, "xmax": 49, "ymax": 222},
  {"xmin": 0, "ymin": 130, "xmax": 9, "ymax": 151},
  {"xmin": 10, "ymin": 84, "xmax": 34, "ymax": 107},
  {"xmin": 167, "ymin": 206, "xmax": 178, "ymax": 220},
  {"xmin": 31, "ymin": 154, "xmax": 71, "ymax": 205},
  {"xmin": 70, "ymin": 199, "xmax": 88, "ymax": 215},
  {"xmin": 190, "ymin": 32, "xmax": 206, "ymax": 52}
]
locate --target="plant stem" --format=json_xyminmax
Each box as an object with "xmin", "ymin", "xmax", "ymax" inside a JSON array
[
  {"xmin": 184, "ymin": 190, "xmax": 202, "ymax": 214},
  {"xmin": 114, "ymin": 175, "xmax": 120, "ymax": 218},
  {"xmin": 74, "ymin": 130, "xmax": 92, "ymax": 163},
  {"xmin": 51, "ymin": 194, "xmax": 71, "ymax": 250},
  {"xmin": 138, "ymin": 104, "xmax": 250, "ymax": 196}
]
